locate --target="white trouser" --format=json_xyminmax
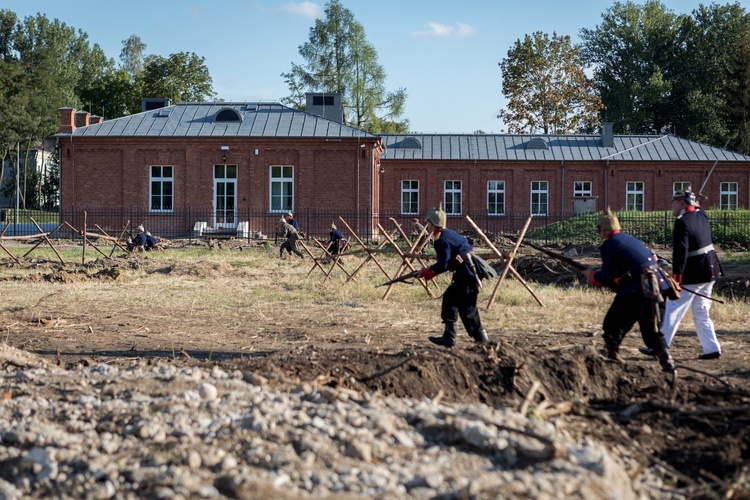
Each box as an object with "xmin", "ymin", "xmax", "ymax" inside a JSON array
[{"xmin": 660, "ymin": 281, "xmax": 721, "ymax": 354}]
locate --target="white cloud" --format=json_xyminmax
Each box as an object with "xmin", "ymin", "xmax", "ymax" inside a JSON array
[
  {"xmin": 411, "ymin": 22, "xmax": 476, "ymax": 38},
  {"xmin": 279, "ymin": 1, "xmax": 323, "ymax": 19}
]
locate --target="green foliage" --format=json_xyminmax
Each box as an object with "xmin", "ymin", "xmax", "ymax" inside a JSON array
[
  {"xmin": 526, "ymin": 209, "xmax": 750, "ymax": 246},
  {"xmin": 281, "ymin": 0, "xmax": 408, "ymax": 133},
  {"xmin": 137, "ymin": 52, "xmax": 215, "ymax": 106},
  {"xmin": 499, "ymin": 31, "xmax": 603, "ymax": 134}
]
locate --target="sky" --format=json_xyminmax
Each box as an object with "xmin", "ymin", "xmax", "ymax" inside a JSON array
[{"xmin": 4, "ymin": 0, "xmax": 748, "ymax": 134}]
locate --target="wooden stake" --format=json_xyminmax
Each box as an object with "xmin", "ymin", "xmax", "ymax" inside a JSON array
[{"xmin": 464, "ymin": 215, "xmax": 544, "ymax": 308}]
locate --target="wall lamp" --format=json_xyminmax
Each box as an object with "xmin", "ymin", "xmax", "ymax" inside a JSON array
[{"xmin": 221, "ymin": 145, "xmax": 229, "ymax": 163}]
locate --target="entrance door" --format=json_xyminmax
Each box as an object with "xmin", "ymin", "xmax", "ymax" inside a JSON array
[{"xmin": 214, "ymin": 164, "xmax": 237, "ymax": 228}]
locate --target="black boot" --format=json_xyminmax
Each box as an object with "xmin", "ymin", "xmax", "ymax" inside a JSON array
[
  {"xmin": 429, "ymin": 322, "xmax": 456, "ymax": 348},
  {"xmin": 656, "ymin": 348, "xmax": 676, "ymax": 374},
  {"xmin": 473, "ymin": 329, "xmax": 489, "ymax": 345},
  {"xmin": 603, "ymin": 342, "xmax": 621, "ymax": 362}
]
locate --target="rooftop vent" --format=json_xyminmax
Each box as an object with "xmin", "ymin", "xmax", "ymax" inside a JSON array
[
  {"xmin": 397, "ymin": 137, "xmax": 422, "ymax": 149},
  {"xmin": 214, "ymin": 108, "xmax": 243, "ymax": 123},
  {"xmin": 526, "ymin": 138, "xmax": 548, "ymax": 150},
  {"xmin": 305, "ymin": 93, "xmax": 343, "ymax": 124},
  {"xmin": 142, "ymin": 98, "xmax": 171, "ymax": 112}
]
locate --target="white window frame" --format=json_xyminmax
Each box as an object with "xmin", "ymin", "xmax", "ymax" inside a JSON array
[
  {"xmin": 673, "ymin": 181, "xmax": 691, "ymax": 195},
  {"xmin": 487, "ymin": 180, "xmax": 505, "ymax": 215},
  {"xmin": 573, "ymin": 181, "xmax": 592, "ymax": 197},
  {"xmin": 401, "ymin": 180, "xmax": 419, "ymax": 215},
  {"xmin": 530, "ymin": 181, "xmax": 548, "ymax": 216},
  {"xmin": 444, "ymin": 180, "xmax": 462, "ymax": 215},
  {"xmin": 149, "ymin": 165, "xmax": 174, "ymax": 212},
  {"xmin": 626, "ymin": 181, "xmax": 645, "ymax": 211},
  {"xmin": 270, "ymin": 165, "xmax": 294, "ymax": 213},
  {"xmin": 720, "ymin": 182, "xmax": 738, "ymax": 210}
]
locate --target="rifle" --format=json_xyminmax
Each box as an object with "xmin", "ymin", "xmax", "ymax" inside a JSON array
[
  {"xmin": 378, "ymin": 269, "xmax": 422, "ymax": 287},
  {"xmin": 697, "ymin": 137, "xmax": 731, "ymax": 200},
  {"xmin": 523, "ymin": 241, "xmax": 588, "ymax": 271}
]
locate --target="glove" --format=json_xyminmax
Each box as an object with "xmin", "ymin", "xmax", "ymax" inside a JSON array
[{"xmin": 419, "ymin": 267, "xmax": 436, "ymax": 281}]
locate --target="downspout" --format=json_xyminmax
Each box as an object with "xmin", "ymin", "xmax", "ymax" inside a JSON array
[
  {"xmin": 604, "ymin": 160, "xmax": 609, "ymax": 209},
  {"xmin": 560, "ymin": 159, "xmax": 565, "ymax": 215}
]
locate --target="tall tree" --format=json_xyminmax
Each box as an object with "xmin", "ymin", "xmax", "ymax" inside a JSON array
[
  {"xmin": 678, "ymin": 3, "xmax": 748, "ymax": 147},
  {"xmin": 136, "ymin": 51, "xmax": 215, "ymax": 106},
  {"xmin": 120, "ymin": 34, "xmax": 146, "ymax": 79},
  {"xmin": 580, "ymin": 1, "xmax": 683, "ymax": 134},
  {"xmin": 281, "ymin": 0, "xmax": 408, "ymax": 133},
  {"xmin": 498, "ymin": 31, "xmax": 602, "ymax": 134},
  {"xmin": 726, "ymin": 18, "xmax": 750, "ymax": 155}
]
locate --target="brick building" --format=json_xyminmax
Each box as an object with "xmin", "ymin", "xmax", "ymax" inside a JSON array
[{"xmin": 55, "ymin": 96, "xmax": 750, "ymax": 239}]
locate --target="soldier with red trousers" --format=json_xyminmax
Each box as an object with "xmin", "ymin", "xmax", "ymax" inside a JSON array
[{"xmin": 417, "ymin": 205, "xmax": 489, "ymax": 348}]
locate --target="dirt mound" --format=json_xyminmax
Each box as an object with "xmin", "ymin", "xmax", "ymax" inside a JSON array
[
  {"xmin": 224, "ymin": 340, "xmax": 750, "ymax": 491},
  {"xmin": 149, "ymin": 260, "xmax": 231, "ymax": 278}
]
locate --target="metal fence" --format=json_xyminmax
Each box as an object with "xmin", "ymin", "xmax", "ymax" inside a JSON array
[{"xmin": 2, "ymin": 207, "xmax": 750, "ymax": 247}]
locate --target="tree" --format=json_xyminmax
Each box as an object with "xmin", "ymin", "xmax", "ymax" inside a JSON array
[
  {"xmin": 120, "ymin": 34, "xmax": 146, "ymax": 79},
  {"xmin": 726, "ymin": 18, "xmax": 750, "ymax": 155},
  {"xmin": 580, "ymin": 1, "xmax": 682, "ymax": 134},
  {"xmin": 678, "ymin": 3, "xmax": 748, "ymax": 148},
  {"xmin": 136, "ymin": 51, "xmax": 215, "ymax": 106},
  {"xmin": 281, "ymin": 0, "xmax": 408, "ymax": 133},
  {"xmin": 498, "ymin": 31, "xmax": 602, "ymax": 134}
]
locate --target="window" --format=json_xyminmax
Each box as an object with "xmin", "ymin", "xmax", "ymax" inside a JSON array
[
  {"xmin": 626, "ymin": 181, "xmax": 645, "ymax": 211},
  {"xmin": 530, "ymin": 181, "xmax": 548, "ymax": 216},
  {"xmin": 487, "ymin": 180, "xmax": 505, "ymax": 215},
  {"xmin": 270, "ymin": 165, "xmax": 294, "ymax": 212},
  {"xmin": 673, "ymin": 181, "xmax": 691, "ymax": 195},
  {"xmin": 573, "ymin": 181, "xmax": 592, "ymax": 197},
  {"xmin": 444, "ymin": 181, "xmax": 462, "ymax": 215},
  {"xmin": 150, "ymin": 165, "xmax": 173, "ymax": 212},
  {"xmin": 401, "ymin": 180, "xmax": 419, "ymax": 214},
  {"xmin": 720, "ymin": 182, "xmax": 738, "ymax": 210}
]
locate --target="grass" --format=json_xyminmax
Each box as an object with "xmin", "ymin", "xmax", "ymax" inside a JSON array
[{"xmin": 0, "ymin": 243, "xmax": 747, "ymax": 358}]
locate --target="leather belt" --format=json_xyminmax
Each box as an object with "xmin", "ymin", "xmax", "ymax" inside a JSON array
[{"xmin": 687, "ymin": 244, "xmax": 714, "ymax": 257}]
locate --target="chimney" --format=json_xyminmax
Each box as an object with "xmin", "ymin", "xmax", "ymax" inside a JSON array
[
  {"xmin": 75, "ymin": 111, "xmax": 91, "ymax": 128},
  {"xmin": 59, "ymin": 107, "xmax": 76, "ymax": 133},
  {"xmin": 305, "ymin": 93, "xmax": 344, "ymax": 124},
  {"xmin": 601, "ymin": 122, "xmax": 614, "ymax": 148},
  {"xmin": 90, "ymin": 115, "xmax": 103, "ymax": 125}
]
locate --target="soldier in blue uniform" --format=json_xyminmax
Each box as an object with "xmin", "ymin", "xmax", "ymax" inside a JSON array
[
  {"xmin": 417, "ymin": 205, "xmax": 489, "ymax": 347},
  {"xmin": 641, "ymin": 189, "xmax": 723, "ymax": 359},
  {"xmin": 582, "ymin": 209, "xmax": 676, "ymax": 374},
  {"xmin": 327, "ymin": 223, "xmax": 346, "ymax": 256}
]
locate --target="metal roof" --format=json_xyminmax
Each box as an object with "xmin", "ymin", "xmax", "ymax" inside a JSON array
[
  {"xmin": 380, "ymin": 134, "xmax": 750, "ymax": 162},
  {"xmin": 65, "ymin": 102, "xmax": 376, "ymax": 139}
]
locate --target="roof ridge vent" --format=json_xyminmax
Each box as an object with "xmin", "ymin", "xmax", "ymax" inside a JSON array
[{"xmin": 526, "ymin": 137, "xmax": 548, "ymax": 150}]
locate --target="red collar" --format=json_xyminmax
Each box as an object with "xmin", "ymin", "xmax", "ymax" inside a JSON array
[{"xmin": 685, "ymin": 205, "xmax": 696, "ymax": 212}]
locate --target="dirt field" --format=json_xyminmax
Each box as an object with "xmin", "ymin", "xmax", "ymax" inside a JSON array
[{"xmin": 1, "ymin": 237, "xmax": 749, "ymax": 497}]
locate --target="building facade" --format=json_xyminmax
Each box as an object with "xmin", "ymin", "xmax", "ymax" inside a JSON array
[{"xmin": 55, "ymin": 97, "xmax": 750, "ymax": 239}]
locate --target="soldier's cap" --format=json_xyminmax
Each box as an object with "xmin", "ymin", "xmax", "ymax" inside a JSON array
[
  {"xmin": 672, "ymin": 189, "xmax": 697, "ymax": 206},
  {"xmin": 412, "ymin": 217, "xmax": 420, "ymax": 222},
  {"xmin": 596, "ymin": 208, "xmax": 621, "ymax": 232},
  {"xmin": 280, "ymin": 217, "xmax": 287, "ymax": 224}
]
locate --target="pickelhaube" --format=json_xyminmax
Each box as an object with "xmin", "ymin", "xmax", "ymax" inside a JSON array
[
  {"xmin": 672, "ymin": 189, "xmax": 697, "ymax": 206},
  {"xmin": 596, "ymin": 207, "xmax": 621, "ymax": 232},
  {"xmin": 425, "ymin": 203, "xmax": 447, "ymax": 227}
]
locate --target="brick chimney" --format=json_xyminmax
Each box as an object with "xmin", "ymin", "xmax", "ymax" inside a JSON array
[
  {"xmin": 75, "ymin": 111, "xmax": 91, "ymax": 128},
  {"xmin": 90, "ymin": 115, "xmax": 103, "ymax": 125},
  {"xmin": 59, "ymin": 107, "xmax": 76, "ymax": 133}
]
